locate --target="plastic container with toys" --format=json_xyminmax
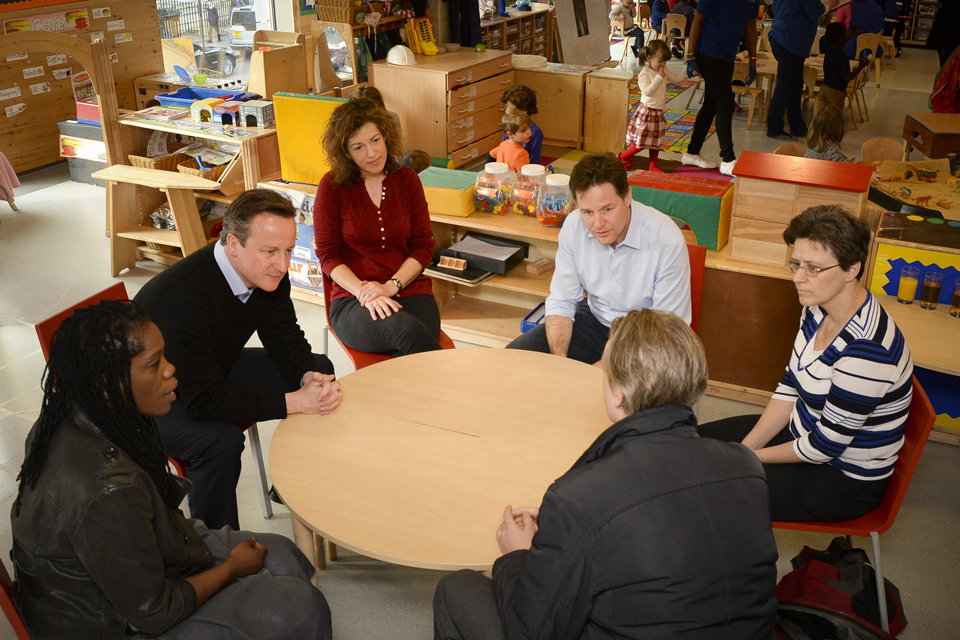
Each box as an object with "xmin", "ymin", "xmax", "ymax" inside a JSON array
[
  {"xmin": 510, "ymin": 164, "xmax": 545, "ymax": 216},
  {"xmin": 537, "ymin": 173, "xmax": 573, "ymax": 227},
  {"xmin": 474, "ymin": 162, "xmax": 511, "ymax": 215}
]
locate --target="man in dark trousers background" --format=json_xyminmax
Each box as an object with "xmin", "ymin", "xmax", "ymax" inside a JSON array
[{"xmin": 135, "ymin": 189, "xmax": 341, "ymax": 529}]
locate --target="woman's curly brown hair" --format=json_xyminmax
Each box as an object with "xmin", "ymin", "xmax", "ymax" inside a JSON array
[{"xmin": 323, "ymin": 98, "xmax": 403, "ymax": 185}]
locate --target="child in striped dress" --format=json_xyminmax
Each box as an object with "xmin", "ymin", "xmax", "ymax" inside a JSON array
[{"xmin": 618, "ymin": 40, "xmax": 690, "ymax": 172}]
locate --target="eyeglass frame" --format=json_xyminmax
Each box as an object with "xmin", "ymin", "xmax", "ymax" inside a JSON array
[{"xmin": 784, "ymin": 261, "xmax": 842, "ymax": 278}]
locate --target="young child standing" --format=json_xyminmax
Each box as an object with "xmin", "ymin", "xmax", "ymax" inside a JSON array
[
  {"xmin": 499, "ymin": 85, "xmax": 543, "ymax": 164},
  {"xmin": 491, "ymin": 108, "xmax": 532, "ymax": 173},
  {"xmin": 619, "ymin": 40, "xmax": 689, "ymax": 172},
  {"xmin": 803, "ymin": 105, "xmax": 853, "ymax": 163}
]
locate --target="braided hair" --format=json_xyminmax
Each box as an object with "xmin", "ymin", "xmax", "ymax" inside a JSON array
[{"xmin": 15, "ymin": 300, "xmax": 180, "ymax": 513}]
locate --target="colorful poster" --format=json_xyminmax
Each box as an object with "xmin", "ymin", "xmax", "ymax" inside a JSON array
[
  {"xmin": 3, "ymin": 9, "xmax": 90, "ymax": 34},
  {"xmin": 29, "ymin": 82, "xmax": 51, "ymax": 95},
  {"xmin": 70, "ymin": 70, "xmax": 95, "ymax": 102}
]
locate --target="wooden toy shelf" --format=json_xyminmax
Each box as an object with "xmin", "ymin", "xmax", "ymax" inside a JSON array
[
  {"xmin": 99, "ymin": 114, "xmax": 281, "ymax": 274},
  {"xmin": 480, "ymin": 4, "xmax": 554, "ymax": 57}
]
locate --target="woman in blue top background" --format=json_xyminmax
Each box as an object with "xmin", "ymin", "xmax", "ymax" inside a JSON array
[{"xmin": 767, "ymin": 0, "xmax": 843, "ymax": 140}]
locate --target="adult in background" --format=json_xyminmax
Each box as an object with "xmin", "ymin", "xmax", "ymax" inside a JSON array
[
  {"xmin": 767, "ymin": 0, "xmax": 843, "ymax": 140},
  {"xmin": 927, "ymin": 0, "xmax": 960, "ymax": 67},
  {"xmin": 206, "ymin": 0, "xmax": 220, "ymax": 43},
  {"xmin": 882, "ymin": 0, "xmax": 904, "ymax": 58},
  {"xmin": 314, "ymin": 99, "xmax": 442, "ymax": 356},
  {"xmin": 836, "ymin": 0, "xmax": 886, "ymax": 59},
  {"xmin": 699, "ymin": 206, "xmax": 913, "ymax": 522},
  {"xmin": 506, "ymin": 152, "xmax": 690, "ymax": 364},
  {"xmin": 135, "ymin": 189, "xmax": 341, "ymax": 531},
  {"xmin": 12, "ymin": 301, "xmax": 331, "ymax": 639},
  {"xmin": 435, "ymin": 309, "xmax": 779, "ymax": 640},
  {"xmin": 681, "ymin": 0, "xmax": 759, "ymax": 176}
]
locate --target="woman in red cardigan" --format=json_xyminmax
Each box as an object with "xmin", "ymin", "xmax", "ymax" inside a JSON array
[{"xmin": 314, "ymin": 99, "xmax": 442, "ymax": 356}]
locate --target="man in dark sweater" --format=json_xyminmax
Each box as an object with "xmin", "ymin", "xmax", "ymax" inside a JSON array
[{"xmin": 135, "ymin": 189, "xmax": 340, "ymax": 529}]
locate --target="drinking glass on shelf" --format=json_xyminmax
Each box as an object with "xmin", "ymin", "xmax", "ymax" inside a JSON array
[
  {"xmin": 920, "ymin": 271, "xmax": 943, "ymax": 310},
  {"xmin": 896, "ymin": 266, "xmax": 920, "ymax": 304},
  {"xmin": 951, "ymin": 279, "xmax": 960, "ymax": 318}
]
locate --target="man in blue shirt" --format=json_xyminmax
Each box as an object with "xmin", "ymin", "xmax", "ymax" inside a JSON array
[
  {"xmin": 505, "ymin": 153, "xmax": 691, "ymax": 364},
  {"xmin": 681, "ymin": 0, "xmax": 759, "ymax": 176},
  {"xmin": 767, "ymin": 0, "xmax": 843, "ymax": 139}
]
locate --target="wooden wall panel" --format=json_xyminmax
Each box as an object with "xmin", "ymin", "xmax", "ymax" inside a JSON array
[{"xmin": 0, "ymin": 0, "xmax": 163, "ymax": 172}]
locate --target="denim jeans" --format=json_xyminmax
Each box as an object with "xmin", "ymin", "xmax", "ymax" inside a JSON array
[{"xmin": 767, "ymin": 35, "xmax": 808, "ymax": 137}]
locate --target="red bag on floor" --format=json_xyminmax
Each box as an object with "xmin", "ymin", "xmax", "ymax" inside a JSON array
[
  {"xmin": 930, "ymin": 45, "xmax": 960, "ymax": 113},
  {"xmin": 775, "ymin": 537, "xmax": 907, "ymax": 638}
]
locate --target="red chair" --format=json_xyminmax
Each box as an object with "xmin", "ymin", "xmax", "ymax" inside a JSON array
[
  {"xmin": 0, "ymin": 558, "xmax": 31, "ymax": 639},
  {"xmin": 686, "ymin": 244, "xmax": 706, "ymax": 334},
  {"xmin": 33, "ymin": 283, "xmax": 274, "ymax": 520},
  {"xmin": 772, "ymin": 377, "xmax": 936, "ymax": 633},
  {"xmin": 321, "ymin": 272, "xmax": 455, "ymax": 371}
]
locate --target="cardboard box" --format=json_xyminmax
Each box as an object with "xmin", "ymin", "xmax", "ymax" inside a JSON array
[{"xmin": 419, "ymin": 166, "xmax": 476, "ymax": 217}]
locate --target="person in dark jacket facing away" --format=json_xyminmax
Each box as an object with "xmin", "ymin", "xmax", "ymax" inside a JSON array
[
  {"xmin": 11, "ymin": 301, "xmax": 331, "ymax": 639},
  {"xmin": 433, "ymin": 308, "xmax": 779, "ymax": 640}
]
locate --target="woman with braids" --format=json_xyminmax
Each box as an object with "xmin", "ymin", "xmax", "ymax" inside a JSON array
[{"xmin": 11, "ymin": 301, "xmax": 332, "ymax": 640}]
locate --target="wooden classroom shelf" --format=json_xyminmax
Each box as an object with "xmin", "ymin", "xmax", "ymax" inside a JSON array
[
  {"xmin": 430, "ymin": 211, "xmax": 561, "ymax": 242},
  {"xmin": 115, "ymin": 225, "xmax": 180, "ymax": 244},
  {"xmin": 438, "ymin": 296, "xmax": 531, "ymax": 348},
  {"xmin": 118, "ymin": 114, "xmax": 277, "ymax": 145},
  {"xmin": 484, "ymin": 262, "xmax": 553, "ymax": 296}
]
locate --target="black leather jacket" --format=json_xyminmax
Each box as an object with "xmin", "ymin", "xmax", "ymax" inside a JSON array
[
  {"xmin": 493, "ymin": 405, "xmax": 779, "ymax": 640},
  {"xmin": 11, "ymin": 413, "xmax": 213, "ymax": 639}
]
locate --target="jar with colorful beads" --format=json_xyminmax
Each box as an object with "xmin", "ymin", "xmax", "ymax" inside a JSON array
[
  {"xmin": 536, "ymin": 174, "xmax": 573, "ymax": 227},
  {"xmin": 510, "ymin": 164, "xmax": 545, "ymax": 216},
  {"xmin": 474, "ymin": 162, "xmax": 511, "ymax": 215}
]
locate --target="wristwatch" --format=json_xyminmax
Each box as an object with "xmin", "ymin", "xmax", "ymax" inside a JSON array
[{"xmin": 390, "ymin": 278, "xmax": 403, "ymax": 293}]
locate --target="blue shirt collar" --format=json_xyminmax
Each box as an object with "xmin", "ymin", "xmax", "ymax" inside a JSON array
[{"xmin": 214, "ymin": 241, "xmax": 255, "ymax": 303}]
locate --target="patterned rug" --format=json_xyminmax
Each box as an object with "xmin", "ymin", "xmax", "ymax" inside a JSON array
[{"xmin": 628, "ymin": 79, "xmax": 714, "ymax": 154}]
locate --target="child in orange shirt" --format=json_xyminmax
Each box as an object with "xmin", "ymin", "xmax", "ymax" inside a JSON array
[{"xmin": 490, "ymin": 108, "xmax": 532, "ymax": 173}]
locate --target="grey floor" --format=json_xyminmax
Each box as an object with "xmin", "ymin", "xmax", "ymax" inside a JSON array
[{"xmin": 1, "ymin": 45, "xmax": 958, "ymax": 638}]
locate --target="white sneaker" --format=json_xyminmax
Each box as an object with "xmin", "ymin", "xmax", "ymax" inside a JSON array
[
  {"xmin": 720, "ymin": 159, "xmax": 738, "ymax": 177},
  {"xmin": 681, "ymin": 153, "xmax": 717, "ymax": 169}
]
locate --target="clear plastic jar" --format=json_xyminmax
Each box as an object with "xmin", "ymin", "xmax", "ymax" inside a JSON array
[
  {"xmin": 536, "ymin": 173, "xmax": 574, "ymax": 227},
  {"xmin": 510, "ymin": 164, "xmax": 545, "ymax": 216},
  {"xmin": 474, "ymin": 162, "xmax": 511, "ymax": 215}
]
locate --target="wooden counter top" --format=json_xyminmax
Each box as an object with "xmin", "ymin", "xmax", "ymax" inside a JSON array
[
  {"xmin": 906, "ymin": 113, "xmax": 960, "ymax": 135},
  {"xmin": 732, "ymin": 150, "xmax": 873, "ymax": 192}
]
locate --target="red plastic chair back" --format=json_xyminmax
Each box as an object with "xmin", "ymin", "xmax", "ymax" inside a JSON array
[
  {"xmin": 772, "ymin": 376, "xmax": 936, "ymax": 536},
  {"xmin": 34, "ymin": 282, "xmax": 128, "ymax": 361},
  {"xmin": 0, "ymin": 557, "xmax": 33, "ymax": 639},
  {"xmin": 686, "ymin": 244, "xmax": 706, "ymax": 334},
  {"xmin": 321, "ymin": 271, "xmax": 454, "ymax": 370}
]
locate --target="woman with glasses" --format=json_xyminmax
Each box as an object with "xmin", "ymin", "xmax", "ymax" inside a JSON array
[{"xmin": 698, "ymin": 205, "xmax": 913, "ymax": 522}]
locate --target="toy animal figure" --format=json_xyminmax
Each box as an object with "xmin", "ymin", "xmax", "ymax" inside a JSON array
[
  {"xmin": 945, "ymin": 178, "xmax": 960, "ymax": 191},
  {"xmin": 907, "ymin": 163, "xmax": 939, "ymax": 182},
  {"xmin": 885, "ymin": 172, "xmax": 906, "ymax": 182},
  {"xmin": 913, "ymin": 195, "xmax": 933, "ymax": 207},
  {"xmin": 935, "ymin": 199, "xmax": 953, "ymax": 209},
  {"xmin": 899, "ymin": 186, "xmax": 912, "ymax": 198}
]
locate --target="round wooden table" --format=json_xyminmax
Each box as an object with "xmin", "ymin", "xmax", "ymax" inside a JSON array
[{"xmin": 271, "ymin": 348, "xmax": 610, "ymax": 571}]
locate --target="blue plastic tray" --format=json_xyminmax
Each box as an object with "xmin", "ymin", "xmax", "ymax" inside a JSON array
[{"xmin": 155, "ymin": 86, "xmax": 244, "ymax": 107}]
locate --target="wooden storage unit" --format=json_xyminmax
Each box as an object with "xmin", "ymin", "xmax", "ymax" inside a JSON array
[
  {"xmin": 582, "ymin": 67, "xmax": 633, "ymax": 153},
  {"xmin": 369, "ymin": 49, "xmax": 514, "ymax": 167},
  {"xmin": 902, "ymin": 0, "xmax": 939, "ymax": 46},
  {"xmin": 101, "ymin": 113, "xmax": 281, "ymax": 274},
  {"xmin": 480, "ymin": 4, "xmax": 554, "ymax": 58},
  {"xmin": 514, "ymin": 65, "xmax": 590, "ymax": 148},
  {"xmin": 729, "ymin": 151, "xmax": 873, "ymax": 267}
]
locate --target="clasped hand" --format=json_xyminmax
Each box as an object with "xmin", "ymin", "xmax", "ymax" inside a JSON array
[
  {"xmin": 357, "ymin": 280, "xmax": 402, "ymax": 321},
  {"xmin": 496, "ymin": 505, "xmax": 539, "ymax": 554},
  {"xmin": 294, "ymin": 372, "xmax": 342, "ymax": 415},
  {"xmin": 226, "ymin": 537, "xmax": 267, "ymax": 579}
]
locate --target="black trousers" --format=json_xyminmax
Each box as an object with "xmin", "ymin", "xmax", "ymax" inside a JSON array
[
  {"xmin": 697, "ymin": 415, "xmax": 889, "ymax": 523},
  {"xmin": 688, "ymin": 53, "xmax": 737, "ymax": 163},
  {"xmin": 882, "ymin": 20, "xmax": 902, "ymax": 50},
  {"xmin": 156, "ymin": 349, "xmax": 334, "ymax": 530},
  {"xmin": 329, "ymin": 294, "xmax": 442, "ymax": 357},
  {"xmin": 433, "ymin": 570, "xmax": 504, "ymax": 640},
  {"xmin": 505, "ymin": 299, "xmax": 609, "ymax": 365},
  {"xmin": 767, "ymin": 35, "xmax": 808, "ymax": 137}
]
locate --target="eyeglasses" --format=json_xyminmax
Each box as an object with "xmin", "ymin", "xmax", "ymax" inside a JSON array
[{"xmin": 785, "ymin": 262, "xmax": 841, "ymax": 277}]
